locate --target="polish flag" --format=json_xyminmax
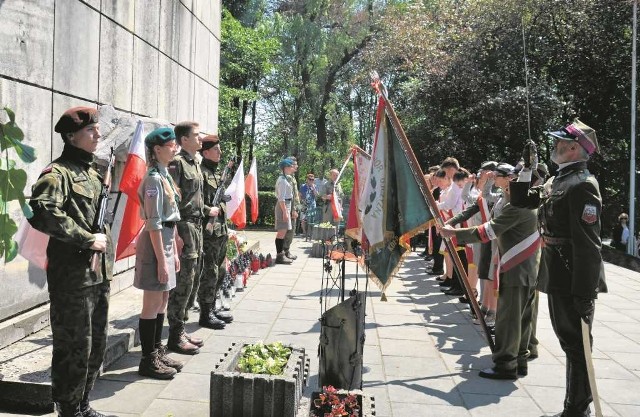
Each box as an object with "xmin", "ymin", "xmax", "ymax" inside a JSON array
[
  {"xmin": 114, "ymin": 121, "xmax": 146, "ymax": 260},
  {"xmin": 226, "ymin": 159, "xmax": 246, "ymax": 229},
  {"xmin": 245, "ymin": 157, "xmax": 259, "ymax": 223}
]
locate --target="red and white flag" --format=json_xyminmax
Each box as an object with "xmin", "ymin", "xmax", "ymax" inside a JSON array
[
  {"xmin": 245, "ymin": 157, "xmax": 259, "ymax": 223},
  {"xmin": 345, "ymin": 146, "xmax": 371, "ymax": 241},
  {"xmin": 113, "ymin": 121, "xmax": 146, "ymax": 260},
  {"xmin": 226, "ymin": 159, "xmax": 246, "ymax": 229}
]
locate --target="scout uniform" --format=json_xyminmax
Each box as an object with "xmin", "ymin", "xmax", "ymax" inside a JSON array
[
  {"xmin": 135, "ymin": 127, "xmax": 182, "ymax": 380},
  {"xmin": 274, "ymin": 158, "xmax": 294, "ymax": 264},
  {"xmin": 167, "ymin": 139, "xmax": 205, "ymax": 354},
  {"xmin": 282, "ymin": 156, "xmax": 299, "ymax": 260},
  {"xmin": 198, "ymin": 135, "xmax": 232, "ymax": 329},
  {"xmin": 510, "ymin": 120, "xmax": 607, "ymax": 417},
  {"xmin": 28, "ymin": 107, "xmax": 112, "ymax": 417}
]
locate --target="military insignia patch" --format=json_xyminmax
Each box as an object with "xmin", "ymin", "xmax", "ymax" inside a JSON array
[
  {"xmin": 581, "ymin": 204, "xmax": 597, "ymax": 225},
  {"xmin": 145, "ymin": 188, "xmax": 158, "ymax": 198}
]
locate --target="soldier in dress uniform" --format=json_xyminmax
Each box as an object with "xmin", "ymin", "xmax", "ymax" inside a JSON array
[
  {"xmin": 167, "ymin": 121, "xmax": 207, "ymax": 354},
  {"xmin": 511, "ymin": 120, "xmax": 607, "ymax": 417},
  {"xmin": 440, "ymin": 162, "xmax": 541, "ymax": 380},
  {"xmin": 198, "ymin": 134, "xmax": 233, "ymax": 329},
  {"xmin": 28, "ymin": 107, "xmax": 113, "ymax": 417}
]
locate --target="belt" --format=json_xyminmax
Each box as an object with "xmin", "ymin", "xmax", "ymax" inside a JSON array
[
  {"xmin": 543, "ymin": 236, "xmax": 572, "ymax": 245},
  {"xmin": 179, "ymin": 216, "xmax": 203, "ymax": 223},
  {"xmin": 285, "ymin": 198, "xmax": 292, "ymax": 202},
  {"xmin": 162, "ymin": 221, "xmax": 176, "ymax": 228}
]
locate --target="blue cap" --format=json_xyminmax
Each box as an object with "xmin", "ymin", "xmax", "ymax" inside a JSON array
[
  {"xmin": 145, "ymin": 127, "xmax": 176, "ymax": 148},
  {"xmin": 279, "ymin": 158, "xmax": 294, "ymax": 169}
]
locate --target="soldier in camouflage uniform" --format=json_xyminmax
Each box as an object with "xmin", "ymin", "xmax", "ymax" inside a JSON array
[
  {"xmin": 282, "ymin": 156, "xmax": 299, "ymax": 260},
  {"xmin": 197, "ymin": 134, "xmax": 233, "ymax": 329},
  {"xmin": 511, "ymin": 121, "xmax": 607, "ymax": 417},
  {"xmin": 167, "ymin": 121, "xmax": 207, "ymax": 354},
  {"xmin": 28, "ymin": 107, "xmax": 112, "ymax": 417}
]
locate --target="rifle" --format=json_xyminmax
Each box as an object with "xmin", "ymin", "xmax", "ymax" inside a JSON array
[
  {"xmin": 90, "ymin": 147, "xmax": 115, "ymax": 272},
  {"xmin": 205, "ymin": 157, "xmax": 235, "ymax": 235}
]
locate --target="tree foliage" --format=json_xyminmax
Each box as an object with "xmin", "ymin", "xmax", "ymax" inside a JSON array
[{"xmin": 221, "ymin": 0, "xmax": 637, "ymax": 233}]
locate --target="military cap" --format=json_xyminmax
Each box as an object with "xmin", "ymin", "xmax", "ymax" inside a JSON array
[
  {"xmin": 54, "ymin": 107, "xmax": 99, "ymax": 134},
  {"xmin": 546, "ymin": 119, "xmax": 599, "ymax": 155},
  {"xmin": 201, "ymin": 134, "xmax": 220, "ymax": 151},
  {"xmin": 494, "ymin": 162, "xmax": 515, "ymax": 177},
  {"xmin": 145, "ymin": 127, "xmax": 176, "ymax": 148},
  {"xmin": 279, "ymin": 158, "xmax": 294, "ymax": 169}
]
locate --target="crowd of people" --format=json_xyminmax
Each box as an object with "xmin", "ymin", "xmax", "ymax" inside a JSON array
[
  {"xmin": 26, "ymin": 105, "xmax": 609, "ymax": 417},
  {"xmin": 273, "ymin": 158, "xmax": 344, "ymax": 265},
  {"xmin": 27, "ymin": 109, "xmax": 239, "ymax": 417},
  {"xmin": 423, "ymin": 119, "xmax": 607, "ymax": 417}
]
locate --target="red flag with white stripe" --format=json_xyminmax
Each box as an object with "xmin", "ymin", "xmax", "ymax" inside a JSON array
[{"xmin": 245, "ymin": 157, "xmax": 259, "ymax": 223}]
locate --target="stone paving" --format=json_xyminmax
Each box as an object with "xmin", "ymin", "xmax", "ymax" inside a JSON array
[{"xmin": 3, "ymin": 230, "xmax": 640, "ymax": 417}]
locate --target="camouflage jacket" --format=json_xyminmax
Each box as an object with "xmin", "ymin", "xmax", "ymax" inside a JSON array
[
  {"xmin": 201, "ymin": 159, "xmax": 228, "ymax": 237},
  {"xmin": 28, "ymin": 144, "xmax": 113, "ymax": 291},
  {"xmin": 168, "ymin": 149, "xmax": 205, "ymax": 221}
]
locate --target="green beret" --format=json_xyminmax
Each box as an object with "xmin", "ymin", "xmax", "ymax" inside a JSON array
[
  {"xmin": 145, "ymin": 127, "xmax": 176, "ymax": 148},
  {"xmin": 54, "ymin": 107, "xmax": 98, "ymax": 134},
  {"xmin": 279, "ymin": 158, "xmax": 294, "ymax": 169}
]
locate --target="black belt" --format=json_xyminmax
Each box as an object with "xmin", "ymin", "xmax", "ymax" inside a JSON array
[
  {"xmin": 543, "ymin": 236, "xmax": 572, "ymax": 246},
  {"xmin": 179, "ymin": 216, "xmax": 203, "ymax": 223},
  {"xmin": 285, "ymin": 198, "xmax": 292, "ymax": 202},
  {"xmin": 162, "ymin": 221, "xmax": 176, "ymax": 228}
]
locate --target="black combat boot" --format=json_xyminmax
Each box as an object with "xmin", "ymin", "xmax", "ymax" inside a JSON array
[
  {"xmin": 80, "ymin": 393, "xmax": 115, "ymax": 417},
  {"xmin": 198, "ymin": 303, "xmax": 226, "ymax": 329},
  {"xmin": 214, "ymin": 309, "xmax": 234, "ymax": 323},
  {"xmin": 57, "ymin": 402, "xmax": 82, "ymax": 417},
  {"xmin": 139, "ymin": 350, "xmax": 177, "ymax": 379}
]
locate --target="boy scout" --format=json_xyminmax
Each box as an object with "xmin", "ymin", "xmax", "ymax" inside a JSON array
[
  {"xmin": 511, "ymin": 121, "xmax": 607, "ymax": 417},
  {"xmin": 282, "ymin": 156, "xmax": 299, "ymax": 260},
  {"xmin": 29, "ymin": 107, "xmax": 112, "ymax": 417}
]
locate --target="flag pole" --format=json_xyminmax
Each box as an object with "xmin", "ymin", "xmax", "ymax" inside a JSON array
[
  {"xmin": 335, "ymin": 151, "xmax": 353, "ymax": 184},
  {"xmin": 370, "ymin": 71, "xmax": 496, "ymax": 353}
]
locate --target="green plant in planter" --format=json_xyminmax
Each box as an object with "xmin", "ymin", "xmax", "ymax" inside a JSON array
[
  {"xmin": 0, "ymin": 106, "xmax": 37, "ymax": 262},
  {"xmin": 312, "ymin": 385, "xmax": 360, "ymax": 417},
  {"xmin": 237, "ymin": 341, "xmax": 292, "ymax": 375}
]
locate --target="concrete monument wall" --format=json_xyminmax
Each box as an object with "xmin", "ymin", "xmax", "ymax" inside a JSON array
[{"xmin": 0, "ymin": 0, "xmax": 221, "ymax": 322}]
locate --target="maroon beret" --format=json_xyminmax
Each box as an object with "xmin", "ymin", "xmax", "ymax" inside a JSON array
[
  {"xmin": 54, "ymin": 107, "xmax": 99, "ymax": 134},
  {"xmin": 201, "ymin": 134, "xmax": 220, "ymax": 151}
]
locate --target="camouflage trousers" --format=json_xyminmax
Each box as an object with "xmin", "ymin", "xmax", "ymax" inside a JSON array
[
  {"xmin": 168, "ymin": 221, "xmax": 203, "ymax": 330},
  {"xmin": 49, "ymin": 282, "xmax": 110, "ymax": 404},
  {"xmin": 195, "ymin": 234, "xmax": 229, "ymax": 305}
]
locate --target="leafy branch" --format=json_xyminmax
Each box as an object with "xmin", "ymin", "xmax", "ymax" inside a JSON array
[{"xmin": 0, "ymin": 107, "xmax": 37, "ymax": 262}]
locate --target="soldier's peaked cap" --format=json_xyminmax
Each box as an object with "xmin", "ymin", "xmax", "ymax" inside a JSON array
[
  {"xmin": 54, "ymin": 107, "xmax": 99, "ymax": 134},
  {"xmin": 145, "ymin": 127, "xmax": 176, "ymax": 148},
  {"xmin": 546, "ymin": 119, "xmax": 599, "ymax": 155}
]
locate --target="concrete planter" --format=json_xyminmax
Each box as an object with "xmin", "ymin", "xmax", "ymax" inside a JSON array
[
  {"xmin": 211, "ymin": 341, "xmax": 309, "ymax": 417},
  {"xmin": 308, "ymin": 389, "xmax": 375, "ymax": 417},
  {"xmin": 310, "ymin": 242, "xmax": 324, "ymax": 258}
]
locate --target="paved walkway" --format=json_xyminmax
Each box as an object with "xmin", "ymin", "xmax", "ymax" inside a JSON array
[{"xmin": 4, "ymin": 230, "xmax": 640, "ymax": 416}]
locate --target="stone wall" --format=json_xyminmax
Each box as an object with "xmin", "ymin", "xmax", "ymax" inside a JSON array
[{"xmin": 0, "ymin": 0, "xmax": 221, "ymax": 321}]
